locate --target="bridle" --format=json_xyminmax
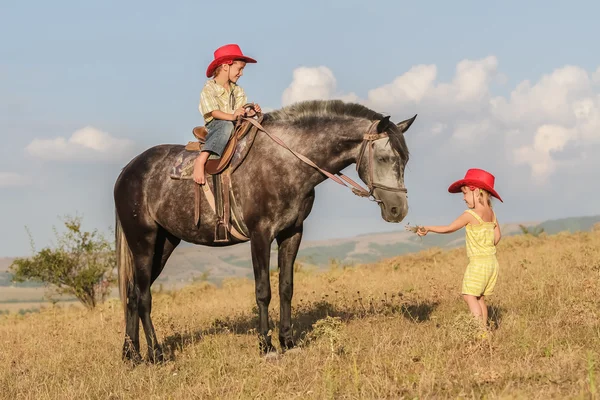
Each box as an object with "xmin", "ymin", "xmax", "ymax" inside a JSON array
[
  {"xmin": 354, "ymin": 121, "xmax": 408, "ymax": 202},
  {"xmin": 241, "ymin": 115, "xmax": 408, "ymax": 203}
]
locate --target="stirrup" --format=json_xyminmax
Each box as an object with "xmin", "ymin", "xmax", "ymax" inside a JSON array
[{"xmin": 214, "ymin": 220, "xmax": 230, "ymax": 243}]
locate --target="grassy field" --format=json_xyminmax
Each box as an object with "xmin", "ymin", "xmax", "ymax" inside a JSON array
[
  {"xmin": 0, "ymin": 287, "xmax": 98, "ymax": 315},
  {"xmin": 1, "ymin": 230, "xmax": 599, "ymax": 399}
]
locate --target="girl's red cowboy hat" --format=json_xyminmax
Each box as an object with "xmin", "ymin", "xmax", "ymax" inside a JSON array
[
  {"xmin": 206, "ymin": 44, "xmax": 257, "ymax": 78},
  {"xmin": 448, "ymin": 168, "xmax": 503, "ymax": 202}
]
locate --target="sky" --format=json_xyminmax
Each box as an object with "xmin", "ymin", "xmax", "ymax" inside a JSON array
[{"xmin": 1, "ymin": 1, "xmax": 600, "ymax": 256}]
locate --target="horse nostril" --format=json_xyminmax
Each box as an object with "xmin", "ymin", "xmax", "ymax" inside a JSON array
[{"xmin": 391, "ymin": 207, "xmax": 398, "ymax": 215}]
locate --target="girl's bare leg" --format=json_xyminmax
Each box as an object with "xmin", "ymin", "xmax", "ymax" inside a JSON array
[
  {"xmin": 462, "ymin": 294, "xmax": 483, "ymax": 320},
  {"xmin": 478, "ymin": 296, "xmax": 488, "ymax": 326}
]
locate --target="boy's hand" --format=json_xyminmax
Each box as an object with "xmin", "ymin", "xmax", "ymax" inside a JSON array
[
  {"xmin": 233, "ymin": 107, "xmax": 246, "ymax": 119},
  {"xmin": 244, "ymin": 104, "xmax": 257, "ymax": 117}
]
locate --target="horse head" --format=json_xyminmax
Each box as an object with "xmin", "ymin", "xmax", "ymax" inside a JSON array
[{"xmin": 356, "ymin": 114, "xmax": 416, "ymax": 223}]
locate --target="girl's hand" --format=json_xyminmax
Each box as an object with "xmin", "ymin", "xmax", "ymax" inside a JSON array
[
  {"xmin": 254, "ymin": 104, "xmax": 262, "ymax": 113},
  {"xmin": 416, "ymin": 227, "xmax": 429, "ymax": 237}
]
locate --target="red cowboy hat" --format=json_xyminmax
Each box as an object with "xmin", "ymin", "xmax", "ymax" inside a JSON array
[
  {"xmin": 448, "ymin": 168, "xmax": 503, "ymax": 202},
  {"xmin": 205, "ymin": 44, "xmax": 257, "ymax": 78}
]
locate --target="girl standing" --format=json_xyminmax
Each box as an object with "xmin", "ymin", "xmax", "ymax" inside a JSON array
[{"xmin": 417, "ymin": 169, "xmax": 503, "ymax": 325}]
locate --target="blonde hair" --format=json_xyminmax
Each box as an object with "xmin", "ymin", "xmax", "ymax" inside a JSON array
[
  {"xmin": 478, "ymin": 188, "xmax": 493, "ymax": 208},
  {"xmin": 462, "ymin": 186, "xmax": 493, "ymax": 208}
]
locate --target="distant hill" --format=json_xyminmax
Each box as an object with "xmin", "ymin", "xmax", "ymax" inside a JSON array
[
  {"xmin": 530, "ymin": 215, "xmax": 600, "ymax": 235},
  {"xmin": 0, "ymin": 257, "xmax": 42, "ymax": 288},
  {"xmin": 1, "ymin": 215, "xmax": 599, "ymax": 288},
  {"xmin": 0, "ymin": 258, "xmax": 16, "ymax": 287},
  {"xmin": 0, "ymin": 258, "xmax": 13, "ymax": 272}
]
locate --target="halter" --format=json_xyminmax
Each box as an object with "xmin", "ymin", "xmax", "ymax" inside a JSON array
[{"xmin": 353, "ymin": 121, "xmax": 408, "ymax": 203}]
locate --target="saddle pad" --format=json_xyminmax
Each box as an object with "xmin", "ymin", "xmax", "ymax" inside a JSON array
[
  {"xmin": 170, "ymin": 148, "xmax": 198, "ymax": 180},
  {"xmin": 170, "ymin": 145, "xmax": 220, "ymax": 180},
  {"xmin": 170, "ymin": 129, "xmax": 256, "ymax": 180}
]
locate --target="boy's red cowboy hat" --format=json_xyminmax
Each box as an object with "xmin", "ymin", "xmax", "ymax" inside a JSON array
[
  {"xmin": 206, "ymin": 44, "xmax": 257, "ymax": 78},
  {"xmin": 448, "ymin": 168, "xmax": 503, "ymax": 202}
]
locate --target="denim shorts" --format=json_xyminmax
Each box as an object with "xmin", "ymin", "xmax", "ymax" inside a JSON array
[{"xmin": 202, "ymin": 119, "xmax": 234, "ymax": 157}]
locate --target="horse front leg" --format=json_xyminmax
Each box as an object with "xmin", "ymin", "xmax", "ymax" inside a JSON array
[
  {"xmin": 276, "ymin": 225, "xmax": 303, "ymax": 351},
  {"xmin": 250, "ymin": 232, "xmax": 276, "ymax": 354}
]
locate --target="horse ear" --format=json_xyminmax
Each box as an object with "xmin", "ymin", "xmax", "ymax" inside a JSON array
[
  {"xmin": 376, "ymin": 116, "xmax": 391, "ymax": 133},
  {"xmin": 396, "ymin": 114, "xmax": 417, "ymax": 134}
]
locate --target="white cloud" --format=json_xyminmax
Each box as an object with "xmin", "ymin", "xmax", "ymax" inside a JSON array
[
  {"xmin": 0, "ymin": 172, "xmax": 30, "ymax": 188},
  {"xmin": 491, "ymin": 65, "xmax": 593, "ymax": 128},
  {"xmin": 593, "ymin": 67, "xmax": 600, "ymax": 84},
  {"xmin": 366, "ymin": 56, "xmax": 498, "ymax": 116},
  {"xmin": 452, "ymin": 119, "xmax": 493, "ymax": 142},
  {"xmin": 496, "ymin": 70, "xmax": 600, "ymax": 179},
  {"xmin": 327, "ymin": 58, "xmax": 600, "ymax": 181},
  {"xmin": 25, "ymin": 126, "xmax": 135, "ymax": 162},
  {"xmin": 448, "ymin": 56, "xmax": 498, "ymax": 103},
  {"xmin": 573, "ymin": 96, "xmax": 600, "ymax": 142},
  {"xmin": 430, "ymin": 122, "xmax": 447, "ymax": 135},
  {"xmin": 282, "ymin": 66, "xmax": 357, "ymax": 106},
  {"xmin": 281, "ymin": 58, "xmax": 600, "ymax": 184},
  {"xmin": 367, "ymin": 64, "xmax": 437, "ymax": 107},
  {"xmin": 513, "ymin": 125, "xmax": 575, "ymax": 180}
]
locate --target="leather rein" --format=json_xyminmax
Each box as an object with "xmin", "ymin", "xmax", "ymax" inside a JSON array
[{"xmin": 241, "ymin": 116, "xmax": 407, "ymax": 203}]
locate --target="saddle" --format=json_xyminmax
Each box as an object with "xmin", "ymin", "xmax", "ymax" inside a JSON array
[{"xmin": 171, "ymin": 104, "xmax": 262, "ymax": 243}]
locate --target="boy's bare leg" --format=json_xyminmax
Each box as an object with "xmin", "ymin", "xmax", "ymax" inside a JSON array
[{"xmin": 193, "ymin": 152, "xmax": 211, "ymax": 185}]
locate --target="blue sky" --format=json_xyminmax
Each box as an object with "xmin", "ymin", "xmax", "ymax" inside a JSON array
[{"xmin": 1, "ymin": 1, "xmax": 600, "ymax": 256}]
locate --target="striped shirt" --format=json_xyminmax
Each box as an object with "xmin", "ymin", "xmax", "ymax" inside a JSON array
[{"xmin": 199, "ymin": 80, "xmax": 247, "ymax": 124}]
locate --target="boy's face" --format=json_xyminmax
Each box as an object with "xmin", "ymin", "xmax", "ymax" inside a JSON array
[{"xmin": 223, "ymin": 60, "xmax": 246, "ymax": 83}]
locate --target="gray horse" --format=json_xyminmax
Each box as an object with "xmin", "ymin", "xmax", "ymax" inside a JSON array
[{"xmin": 114, "ymin": 100, "xmax": 416, "ymax": 363}]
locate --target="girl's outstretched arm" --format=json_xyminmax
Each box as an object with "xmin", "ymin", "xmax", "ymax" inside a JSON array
[{"xmin": 418, "ymin": 212, "xmax": 471, "ymax": 236}]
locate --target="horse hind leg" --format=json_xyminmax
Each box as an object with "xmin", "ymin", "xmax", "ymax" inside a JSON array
[
  {"xmin": 117, "ymin": 216, "xmax": 166, "ymax": 364},
  {"xmin": 151, "ymin": 228, "xmax": 181, "ymax": 285},
  {"xmin": 123, "ymin": 244, "xmax": 156, "ymax": 363},
  {"xmin": 116, "ymin": 214, "xmax": 143, "ymax": 363},
  {"xmin": 139, "ymin": 228, "xmax": 180, "ymax": 363},
  {"xmin": 122, "ymin": 283, "xmax": 142, "ymax": 363}
]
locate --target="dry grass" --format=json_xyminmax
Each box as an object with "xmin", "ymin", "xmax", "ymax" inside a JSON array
[{"xmin": 1, "ymin": 231, "xmax": 600, "ymax": 399}]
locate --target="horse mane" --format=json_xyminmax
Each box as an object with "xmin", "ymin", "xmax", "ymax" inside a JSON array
[
  {"xmin": 264, "ymin": 100, "xmax": 409, "ymax": 161},
  {"xmin": 265, "ymin": 100, "xmax": 383, "ymax": 124}
]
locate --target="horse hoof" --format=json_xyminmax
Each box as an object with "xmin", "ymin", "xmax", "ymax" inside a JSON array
[
  {"xmin": 259, "ymin": 341, "xmax": 277, "ymax": 355},
  {"xmin": 284, "ymin": 347, "xmax": 302, "ymax": 355},
  {"xmin": 122, "ymin": 352, "xmax": 143, "ymax": 365},
  {"xmin": 263, "ymin": 352, "xmax": 281, "ymax": 362},
  {"xmin": 122, "ymin": 346, "xmax": 143, "ymax": 365},
  {"xmin": 279, "ymin": 338, "xmax": 295, "ymax": 350},
  {"xmin": 147, "ymin": 350, "xmax": 165, "ymax": 364}
]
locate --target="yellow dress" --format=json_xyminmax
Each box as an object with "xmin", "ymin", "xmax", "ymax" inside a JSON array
[{"xmin": 462, "ymin": 209, "xmax": 499, "ymax": 296}]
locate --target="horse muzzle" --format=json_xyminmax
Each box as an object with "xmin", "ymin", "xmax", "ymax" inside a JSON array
[{"xmin": 376, "ymin": 190, "xmax": 408, "ymax": 223}]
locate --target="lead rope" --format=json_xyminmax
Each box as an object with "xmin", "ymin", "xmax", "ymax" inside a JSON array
[{"xmin": 242, "ymin": 117, "xmax": 375, "ymax": 200}]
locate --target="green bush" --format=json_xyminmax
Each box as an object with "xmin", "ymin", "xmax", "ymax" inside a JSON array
[{"xmin": 10, "ymin": 215, "xmax": 116, "ymax": 310}]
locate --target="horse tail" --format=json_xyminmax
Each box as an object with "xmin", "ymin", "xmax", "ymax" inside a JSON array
[{"xmin": 116, "ymin": 211, "xmax": 134, "ymax": 320}]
